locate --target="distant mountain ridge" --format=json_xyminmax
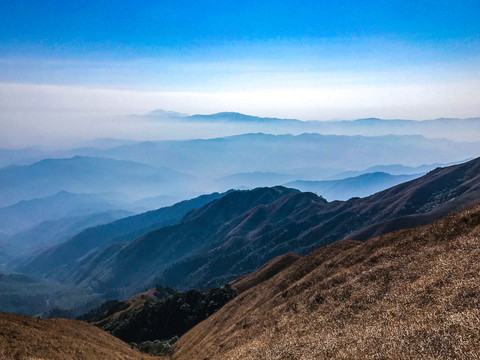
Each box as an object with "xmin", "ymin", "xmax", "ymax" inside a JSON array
[
  {"xmin": 61, "ymin": 133, "xmax": 480, "ymax": 179},
  {"xmin": 187, "ymin": 112, "xmax": 299, "ymax": 123},
  {"xmin": 1, "ymin": 114, "xmax": 479, "ymax": 170},
  {"xmin": 145, "ymin": 110, "xmax": 480, "ymax": 141},
  {"xmin": 214, "ymin": 170, "xmax": 424, "ymax": 201},
  {"xmin": 1, "ymin": 209, "xmax": 131, "ymax": 260},
  {"xmin": 0, "ymin": 190, "xmax": 132, "ymax": 234},
  {"xmin": 0, "ymin": 155, "xmax": 194, "ymax": 207},
  {"xmin": 328, "ymin": 159, "xmax": 471, "ymax": 179},
  {"xmin": 149, "ymin": 109, "xmax": 480, "ymax": 125},
  {"xmin": 286, "ymin": 172, "xmax": 422, "ymax": 201}
]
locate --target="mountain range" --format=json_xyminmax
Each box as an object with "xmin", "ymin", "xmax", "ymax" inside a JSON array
[
  {"xmin": 0, "ymin": 190, "xmax": 133, "ymax": 234},
  {"xmin": 18, "ymin": 191, "xmax": 227, "ymax": 296},
  {"xmin": 70, "ymin": 133, "xmax": 479, "ymax": 179},
  {"xmin": 0, "ymin": 156, "xmax": 194, "ymax": 207},
  {"xmin": 327, "ymin": 160, "xmax": 469, "ymax": 179},
  {"xmin": 285, "ymin": 172, "xmax": 421, "ymax": 201},
  {"xmin": 6, "ymin": 201, "xmax": 480, "ymax": 359},
  {"xmin": 3, "ymin": 133, "xmax": 478, "ymax": 181},
  {"xmin": 1, "ymin": 138, "xmax": 479, "ymax": 358},
  {"xmin": 19, "ymin": 157, "xmax": 480, "ymax": 302},
  {"xmin": 1, "ymin": 209, "xmax": 131, "ymax": 260},
  {"xmin": 146, "ymin": 110, "xmax": 480, "ymax": 142}
]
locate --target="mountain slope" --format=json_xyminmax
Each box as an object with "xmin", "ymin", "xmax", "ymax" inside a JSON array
[
  {"xmin": 172, "ymin": 203, "xmax": 480, "ymax": 360},
  {"xmin": 0, "ymin": 273, "xmax": 99, "ymax": 316},
  {"xmin": 19, "ymin": 191, "xmax": 228, "ymax": 277},
  {"xmin": 0, "ymin": 312, "xmax": 156, "ymax": 360},
  {"xmin": 286, "ymin": 172, "xmax": 421, "ymax": 200},
  {"xmin": 62, "ymin": 187, "xmax": 299, "ymax": 296},
  {"xmin": 229, "ymin": 252, "xmax": 301, "ymax": 293}
]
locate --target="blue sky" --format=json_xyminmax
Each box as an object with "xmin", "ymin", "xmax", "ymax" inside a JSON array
[
  {"xmin": 2, "ymin": 0, "xmax": 480, "ymax": 54},
  {"xmin": 0, "ymin": 0, "xmax": 479, "ymax": 131}
]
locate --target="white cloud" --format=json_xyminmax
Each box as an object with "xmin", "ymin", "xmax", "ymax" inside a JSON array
[{"xmin": 0, "ymin": 76, "xmax": 479, "ymax": 148}]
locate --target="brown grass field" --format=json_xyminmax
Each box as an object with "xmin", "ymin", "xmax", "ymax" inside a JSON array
[
  {"xmin": 172, "ymin": 204, "xmax": 480, "ymax": 359},
  {"xmin": 0, "ymin": 312, "xmax": 159, "ymax": 360}
]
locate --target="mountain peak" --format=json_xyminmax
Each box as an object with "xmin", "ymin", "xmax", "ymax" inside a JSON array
[
  {"xmin": 148, "ymin": 109, "xmax": 189, "ymax": 117},
  {"xmin": 190, "ymin": 112, "xmax": 263, "ymax": 121}
]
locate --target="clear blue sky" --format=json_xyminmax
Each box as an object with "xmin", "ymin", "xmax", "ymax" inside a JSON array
[
  {"xmin": 2, "ymin": 0, "xmax": 480, "ymax": 54},
  {"xmin": 0, "ymin": 0, "xmax": 479, "ymax": 121}
]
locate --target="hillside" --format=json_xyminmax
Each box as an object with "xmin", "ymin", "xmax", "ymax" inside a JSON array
[
  {"xmin": 94, "ymin": 285, "xmax": 238, "ymax": 345},
  {"xmin": 0, "ymin": 312, "xmax": 157, "ymax": 360},
  {"xmin": 0, "ymin": 272, "xmax": 99, "ymax": 316},
  {"xmin": 23, "ymin": 157, "xmax": 480, "ymax": 300},
  {"xmin": 171, "ymin": 203, "xmax": 480, "ymax": 359},
  {"xmin": 19, "ymin": 191, "xmax": 227, "ymax": 279},
  {"xmin": 286, "ymin": 172, "xmax": 421, "ymax": 200},
  {"xmin": 43, "ymin": 187, "xmax": 299, "ymax": 297}
]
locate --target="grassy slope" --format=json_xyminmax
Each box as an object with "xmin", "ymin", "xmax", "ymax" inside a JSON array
[
  {"xmin": 0, "ymin": 312, "xmax": 158, "ymax": 360},
  {"xmin": 173, "ymin": 204, "xmax": 480, "ymax": 359}
]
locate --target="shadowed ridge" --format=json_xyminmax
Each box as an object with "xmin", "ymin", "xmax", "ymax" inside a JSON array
[
  {"xmin": 19, "ymin": 191, "xmax": 227, "ymax": 276},
  {"xmin": 346, "ymin": 155, "xmax": 480, "ymax": 240},
  {"xmin": 181, "ymin": 186, "xmax": 300, "ymax": 224},
  {"xmin": 171, "ymin": 203, "xmax": 480, "ymax": 359}
]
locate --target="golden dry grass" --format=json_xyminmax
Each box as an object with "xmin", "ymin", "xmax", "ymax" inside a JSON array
[
  {"xmin": 0, "ymin": 312, "xmax": 159, "ymax": 360},
  {"xmin": 172, "ymin": 204, "xmax": 480, "ymax": 359},
  {"xmin": 230, "ymin": 252, "xmax": 301, "ymax": 293}
]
